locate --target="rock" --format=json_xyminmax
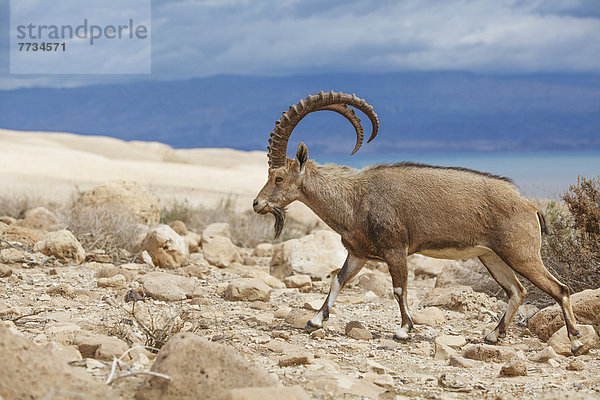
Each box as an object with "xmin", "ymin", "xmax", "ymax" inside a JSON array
[
  {"xmin": 367, "ymin": 360, "xmax": 393, "ymax": 375},
  {"xmin": 18, "ymin": 207, "xmax": 58, "ymax": 230},
  {"xmin": 76, "ymin": 181, "xmax": 160, "ymax": 225},
  {"xmin": 223, "ymin": 386, "xmax": 311, "ymax": 400},
  {"xmin": 412, "ymin": 306, "xmax": 446, "ymax": 326},
  {"xmin": 548, "ymin": 325, "xmax": 598, "ymax": 356},
  {"xmin": 34, "ymin": 229, "xmax": 85, "ymax": 263},
  {"xmin": 0, "ymin": 326, "xmax": 117, "ymax": 399},
  {"xmin": 420, "ymin": 285, "xmax": 503, "ymax": 313},
  {"xmin": 434, "ymin": 343, "xmax": 457, "ymax": 361},
  {"xmin": 500, "ymin": 358, "xmax": 528, "ymax": 376},
  {"xmin": 275, "ymin": 305, "xmax": 292, "ymax": 319},
  {"xmin": 278, "ymin": 354, "xmax": 311, "ymax": 367},
  {"xmin": 0, "ymin": 216, "xmax": 16, "ymax": 225},
  {"xmin": 1, "ymin": 225, "xmax": 44, "ymax": 247},
  {"xmin": 202, "ymin": 222, "xmax": 232, "ymax": 243},
  {"xmin": 97, "ymin": 274, "xmax": 127, "ymax": 289},
  {"xmin": 348, "ymin": 327, "xmax": 372, "ymax": 340},
  {"xmin": 438, "ymin": 373, "xmax": 473, "ymax": 392},
  {"xmin": 0, "ymin": 264, "xmax": 12, "ymax": 278},
  {"xmin": 436, "ymin": 334, "xmax": 467, "ymax": 349},
  {"xmin": 357, "ymin": 272, "xmax": 392, "ymax": 298},
  {"xmin": 529, "ymin": 288, "xmax": 600, "ymax": 341},
  {"xmin": 255, "ymin": 271, "xmax": 285, "ymax": 289},
  {"xmin": 284, "ymin": 274, "xmax": 312, "ymax": 292},
  {"xmin": 435, "ymin": 260, "xmax": 505, "ymax": 300},
  {"xmin": 410, "ymin": 255, "xmax": 452, "ymax": 278},
  {"xmin": 449, "ymin": 355, "xmax": 479, "ymax": 368},
  {"xmin": 247, "ymin": 312, "xmax": 274, "ymax": 326},
  {"xmin": 345, "ymin": 321, "xmax": 366, "ymax": 335},
  {"xmin": 462, "ymin": 344, "xmax": 517, "ymax": 362},
  {"xmin": 168, "ymin": 220, "xmax": 188, "ymax": 236},
  {"xmin": 253, "ymin": 243, "xmax": 274, "ymax": 258},
  {"xmin": 46, "ymin": 283, "xmax": 76, "ymax": 298},
  {"xmin": 184, "ymin": 235, "xmax": 199, "ymax": 253},
  {"xmin": 310, "ymin": 372, "xmax": 385, "ymax": 398},
  {"xmin": 139, "ymin": 272, "xmax": 197, "ymax": 301},
  {"xmin": 95, "ymin": 264, "xmax": 120, "ymax": 278},
  {"xmin": 566, "ymin": 358, "xmax": 585, "ymax": 371},
  {"xmin": 135, "ymin": 332, "xmax": 277, "ymax": 400},
  {"xmin": 243, "ymin": 256, "xmax": 257, "ymax": 266},
  {"xmin": 530, "ymin": 346, "xmax": 559, "ymax": 363},
  {"xmin": 73, "ymin": 331, "xmax": 129, "ymax": 361},
  {"xmin": 224, "ymin": 278, "xmax": 271, "ymax": 302},
  {"xmin": 284, "ymin": 309, "xmax": 313, "ymax": 329},
  {"xmin": 310, "ymin": 329, "xmax": 326, "ymax": 339},
  {"xmin": 140, "ymin": 225, "xmax": 189, "ymax": 268},
  {"xmin": 304, "ymin": 299, "xmax": 323, "ymax": 311},
  {"xmin": 270, "ymin": 230, "xmax": 346, "ymax": 280},
  {"xmin": 203, "ymin": 236, "xmax": 242, "ymax": 268}
]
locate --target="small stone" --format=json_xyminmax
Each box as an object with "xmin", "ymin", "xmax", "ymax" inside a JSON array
[
  {"xmin": 530, "ymin": 346, "xmax": 559, "ymax": 363},
  {"xmin": 97, "ymin": 274, "xmax": 127, "ymax": 289},
  {"xmin": 278, "ymin": 354, "xmax": 310, "ymax": 367},
  {"xmin": 243, "ymin": 256, "xmax": 257, "ymax": 266},
  {"xmin": 310, "ymin": 329, "xmax": 326, "ymax": 339},
  {"xmin": 434, "ymin": 343, "xmax": 457, "ymax": 361},
  {"xmin": 49, "ymin": 268, "xmax": 58, "ymax": 276},
  {"xmin": 367, "ymin": 360, "xmax": 393, "ymax": 375},
  {"xmin": 283, "ymin": 274, "xmax": 312, "ymax": 292},
  {"xmin": 438, "ymin": 372, "xmax": 473, "ymax": 392},
  {"xmin": 271, "ymin": 331, "xmax": 290, "ymax": 340},
  {"xmin": 253, "ymin": 243, "xmax": 274, "ymax": 258},
  {"xmin": 274, "ymin": 305, "xmax": 291, "ymax": 319},
  {"xmin": 462, "ymin": 344, "xmax": 517, "ymax": 362},
  {"xmin": 566, "ymin": 358, "xmax": 584, "ymax": 371},
  {"xmin": 168, "ymin": 220, "xmax": 188, "ymax": 236},
  {"xmin": 449, "ymin": 355, "xmax": 479, "ymax": 368},
  {"xmin": 412, "ymin": 307, "xmax": 445, "ymax": 326},
  {"xmin": 348, "ymin": 327, "xmax": 372, "ymax": 340},
  {"xmin": 500, "ymin": 358, "xmax": 527, "ymax": 376},
  {"xmin": 345, "ymin": 321, "xmax": 366, "ymax": 335},
  {"xmin": 224, "ymin": 278, "xmax": 271, "ymax": 302},
  {"xmin": 0, "ymin": 264, "xmax": 13, "ymax": 278},
  {"xmin": 249, "ymin": 301, "xmax": 270, "ymax": 310},
  {"xmin": 284, "ymin": 309, "xmax": 313, "ymax": 329},
  {"xmin": 435, "ymin": 334, "xmax": 466, "ymax": 349},
  {"xmin": 303, "ymin": 299, "xmax": 323, "ymax": 311},
  {"xmin": 372, "ymin": 374, "xmax": 394, "ymax": 388},
  {"xmin": 247, "ymin": 312, "xmax": 274, "ymax": 326}
]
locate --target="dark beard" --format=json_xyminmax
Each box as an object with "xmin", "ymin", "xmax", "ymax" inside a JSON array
[{"xmin": 271, "ymin": 207, "xmax": 286, "ymax": 239}]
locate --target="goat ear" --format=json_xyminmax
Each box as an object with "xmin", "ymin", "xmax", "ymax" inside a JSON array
[{"xmin": 294, "ymin": 142, "xmax": 309, "ymax": 173}]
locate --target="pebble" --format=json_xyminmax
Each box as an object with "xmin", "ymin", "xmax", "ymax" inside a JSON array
[{"xmin": 500, "ymin": 358, "xmax": 528, "ymax": 376}]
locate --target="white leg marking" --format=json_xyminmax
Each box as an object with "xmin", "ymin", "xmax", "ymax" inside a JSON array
[
  {"xmin": 393, "ymin": 287, "xmax": 410, "ymax": 340},
  {"xmin": 309, "ymin": 277, "xmax": 341, "ymax": 328}
]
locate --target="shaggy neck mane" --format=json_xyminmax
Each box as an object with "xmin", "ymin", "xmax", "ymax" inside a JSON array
[{"xmin": 299, "ymin": 161, "xmax": 361, "ymax": 234}]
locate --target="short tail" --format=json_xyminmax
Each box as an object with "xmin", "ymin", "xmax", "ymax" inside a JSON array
[{"xmin": 537, "ymin": 211, "xmax": 548, "ymax": 235}]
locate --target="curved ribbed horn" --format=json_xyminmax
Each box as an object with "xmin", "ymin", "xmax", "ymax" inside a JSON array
[{"xmin": 267, "ymin": 91, "xmax": 379, "ymax": 168}]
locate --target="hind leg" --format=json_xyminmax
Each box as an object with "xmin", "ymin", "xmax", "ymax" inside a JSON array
[
  {"xmin": 500, "ymin": 251, "xmax": 583, "ymax": 355},
  {"xmin": 384, "ymin": 249, "xmax": 413, "ymax": 340},
  {"xmin": 479, "ymin": 252, "xmax": 526, "ymax": 344}
]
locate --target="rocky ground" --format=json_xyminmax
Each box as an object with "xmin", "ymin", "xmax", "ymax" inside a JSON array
[{"xmin": 1, "ymin": 181, "xmax": 600, "ymax": 400}]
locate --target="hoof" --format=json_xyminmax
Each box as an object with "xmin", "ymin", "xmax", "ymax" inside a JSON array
[
  {"xmin": 393, "ymin": 328, "xmax": 410, "ymax": 341},
  {"xmin": 304, "ymin": 320, "xmax": 321, "ymax": 332},
  {"xmin": 571, "ymin": 339, "xmax": 585, "ymax": 356}
]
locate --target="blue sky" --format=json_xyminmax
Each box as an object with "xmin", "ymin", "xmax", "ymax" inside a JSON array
[{"xmin": 1, "ymin": 0, "xmax": 599, "ymax": 89}]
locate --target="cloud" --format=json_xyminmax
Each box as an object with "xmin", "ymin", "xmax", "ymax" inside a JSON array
[{"xmin": 1, "ymin": 0, "xmax": 599, "ymax": 88}]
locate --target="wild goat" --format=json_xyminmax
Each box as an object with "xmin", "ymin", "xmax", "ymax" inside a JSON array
[{"xmin": 253, "ymin": 91, "xmax": 584, "ymax": 355}]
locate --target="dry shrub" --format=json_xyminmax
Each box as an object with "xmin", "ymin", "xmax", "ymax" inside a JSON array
[
  {"xmin": 535, "ymin": 175, "xmax": 600, "ymax": 306},
  {"xmin": 160, "ymin": 196, "xmax": 309, "ymax": 248},
  {"xmin": 0, "ymin": 194, "xmax": 53, "ymax": 219},
  {"xmin": 63, "ymin": 204, "xmax": 146, "ymax": 256}
]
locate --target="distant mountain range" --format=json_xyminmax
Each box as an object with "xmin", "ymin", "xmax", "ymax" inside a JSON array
[{"xmin": 1, "ymin": 72, "xmax": 599, "ymax": 155}]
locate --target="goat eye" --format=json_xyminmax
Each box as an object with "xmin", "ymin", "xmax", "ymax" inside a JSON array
[{"xmin": 275, "ymin": 177, "xmax": 283, "ymax": 183}]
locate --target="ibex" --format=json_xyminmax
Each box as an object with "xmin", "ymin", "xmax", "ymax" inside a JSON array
[{"xmin": 253, "ymin": 91, "xmax": 584, "ymax": 355}]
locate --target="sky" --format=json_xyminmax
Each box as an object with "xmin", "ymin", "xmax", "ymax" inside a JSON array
[{"xmin": 1, "ymin": 0, "xmax": 599, "ymax": 89}]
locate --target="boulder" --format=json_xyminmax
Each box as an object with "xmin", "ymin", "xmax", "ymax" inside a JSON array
[
  {"xmin": 140, "ymin": 225, "xmax": 189, "ymax": 268},
  {"xmin": 139, "ymin": 272, "xmax": 197, "ymax": 301},
  {"xmin": 270, "ymin": 230, "xmax": 346, "ymax": 280},
  {"xmin": 357, "ymin": 272, "xmax": 392, "ymax": 299},
  {"xmin": 73, "ymin": 331, "xmax": 129, "ymax": 361},
  {"xmin": 135, "ymin": 332, "xmax": 277, "ymax": 400},
  {"xmin": 18, "ymin": 207, "xmax": 58, "ymax": 230},
  {"xmin": 547, "ymin": 325, "xmax": 598, "ymax": 356},
  {"xmin": 202, "ymin": 222, "xmax": 231, "ymax": 243},
  {"xmin": 76, "ymin": 181, "xmax": 160, "ymax": 225},
  {"xmin": 0, "ymin": 326, "xmax": 117, "ymax": 400},
  {"xmin": 34, "ymin": 229, "xmax": 85, "ymax": 263},
  {"xmin": 253, "ymin": 243, "xmax": 274, "ymax": 258},
  {"xmin": 203, "ymin": 236, "xmax": 242, "ymax": 268},
  {"xmin": 224, "ymin": 279, "xmax": 271, "ymax": 302},
  {"xmin": 529, "ymin": 288, "xmax": 600, "ymax": 341},
  {"xmin": 420, "ymin": 285, "xmax": 504, "ymax": 313}
]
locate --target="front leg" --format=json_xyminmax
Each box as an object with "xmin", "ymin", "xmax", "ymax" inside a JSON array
[
  {"xmin": 385, "ymin": 248, "xmax": 413, "ymax": 340},
  {"xmin": 305, "ymin": 253, "xmax": 367, "ymax": 331}
]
